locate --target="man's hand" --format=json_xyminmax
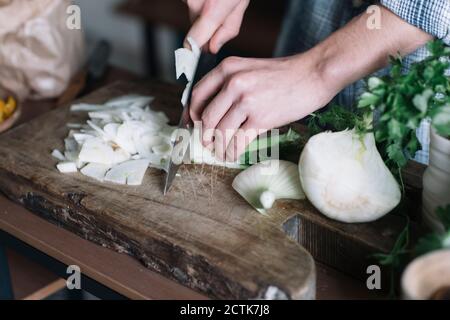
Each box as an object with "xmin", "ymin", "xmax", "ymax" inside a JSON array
[
  {"xmin": 190, "ymin": 6, "xmax": 432, "ymax": 162},
  {"xmin": 184, "ymin": 0, "xmax": 250, "ymax": 53},
  {"xmin": 190, "ymin": 54, "xmax": 336, "ymax": 161}
]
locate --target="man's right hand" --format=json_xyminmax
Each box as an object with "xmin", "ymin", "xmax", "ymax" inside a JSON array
[{"xmin": 183, "ymin": 0, "xmax": 250, "ymax": 53}]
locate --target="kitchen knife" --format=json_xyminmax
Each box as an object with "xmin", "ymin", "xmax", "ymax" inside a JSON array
[{"xmin": 163, "ymin": 52, "xmax": 217, "ymax": 195}]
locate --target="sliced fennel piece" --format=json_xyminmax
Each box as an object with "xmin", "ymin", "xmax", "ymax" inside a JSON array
[
  {"xmin": 57, "ymin": 94, "xmax": 176, "ymax": 186},
  {"xmin": 175, "ymin": 37, "xmax": 200, "ymax": 106},
  {"xmin": 78, "ymin": 138, "xmax": 116, "ymax": 165},
  {"xmin": 80, "ymin": 163, "xmax": 111, "ymax": 182},
  {"xmin": 70, "ymin": 103, "xmax": 105, "ymax": 112},
  {"xmin": 299, "ymin": 129, "xmax": 401, "ymax": 223},
  {"xmin": 64, "ymin": 138, "xmax": 78, "ymax": 152},
  {"xmin": 104, "ymin": 160, "xmax": 150, "ymax": 186},
  {"xmin": 188, "ymin": 126, "xmax": 244, "ymax": 169},
  {"xmin": 52, "ymin": 149, "xmax": 66, "ymax": 161},
  {"xmin": 232, "ymin": 160, "xmax": 305, "ymax": 214},
  {"xmin": 73, "ymin": 133, "xmax": 95, "ymax": 144},
  {"xmin": 67, "ymin": 123, "xmax": 83, "ymax": 129},
  {"xmin": 57, "ymin": 162, "xmax": 78, "ymax": 173},
  {"xmin": 105, "ymin": 95, "xmax": 154, "ymax": 108}
]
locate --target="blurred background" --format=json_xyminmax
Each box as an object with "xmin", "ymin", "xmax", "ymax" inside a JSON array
[{"xmin": 75, "ymin": 0, "xmax": 288, "ymax": 81}]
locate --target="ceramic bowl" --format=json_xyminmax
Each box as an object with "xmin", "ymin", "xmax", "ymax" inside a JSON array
[{"xmin": 402, "ymin": 250, "xmax": 450, "ymax": 300}]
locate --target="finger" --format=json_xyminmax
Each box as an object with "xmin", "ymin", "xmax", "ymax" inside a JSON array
[
  {"xmin": 214, "ymin": 105, "xmax": 247, "ymax": 161},
  {"xmin": 209, "ymin": 0, "xmax": 249, "ymax": 53},
  {"xmin": 226, "ymin": 120, "xmax": 265, "ymax": 162},
  {"xmin": 189, "ymin": 57, "xmax": 245, "ymax": 122},
  {"xmin": 185, "ymin": 0, "xmax": 204, "ymax": 22},
  {"xmin": 185, "ymin": 0, "xmax": 241, "ymax": 50},
  {"xmin": 200, "ymin": 87, "xmax": 237, "ymax": 147}
]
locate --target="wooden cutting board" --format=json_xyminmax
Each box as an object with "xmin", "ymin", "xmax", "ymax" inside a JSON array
[
  {"xmin": 0, "ymin": 81, "xmax": 317, "ymax": 299},
  {"xmin": 0, "ymin": 81, "xmax": 423, "ymax": 299}
]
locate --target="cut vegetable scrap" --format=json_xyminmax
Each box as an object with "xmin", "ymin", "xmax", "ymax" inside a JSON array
[
  {"xmin": 232, "ymin": 160, "xmax": 305, "ymax": 214},
  {"xmin": 51, "ymin": 149, "xmax": 66, "ymax": 161},
  {"xmin": 104, "ymin": 160, "xmax": 150, "ymax": 186},
  {"xmin": 54, "ymin": 94, "xmax": 180, "ymax": 186},
  {"xmin": 80, "ymin": 163, "xmax": 111, "ymax": 182},
  {"xmin": 70, "ymin": 103, "xmax": 105, "ymax": 112},
  {"xmin": 189, "ymin": 126, "xmax": 244, "ymax": 169},
  {"xmin": 57, "ymin": 162, "xmax": 78, "ymax": 173},
  {"xmin": 78, "ymin": 138, "xmax": 116, "ymax": 165},
  {"xmin": 175, "ymin": 37, "xmax": 200, "ymax": 106}
]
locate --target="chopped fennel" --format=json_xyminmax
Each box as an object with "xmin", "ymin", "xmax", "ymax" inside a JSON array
[
  {"xmin": 232, "ymin": 160, "xmax": 305, "ymax": 214},
  {"xmin": 55, "ymin": 95, "xmax": 174, "ymax": 185},
  {"xmin": 57, "ymin": 162, "xmax": 78, "ymax": 173},
  {"xmin": 52, "ymin": 149, "xmax": 66, "ymax": 161},
  {"xmin": 175, "ymin": 37, "xmax": 200, "ymax": 106}
]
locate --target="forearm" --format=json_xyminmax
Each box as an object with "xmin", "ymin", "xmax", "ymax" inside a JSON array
[{"xmin": 308, "ymin": 6, "xmax": 433, "ymax": 95}]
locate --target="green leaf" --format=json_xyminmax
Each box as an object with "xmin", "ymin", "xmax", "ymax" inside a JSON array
[
  {"xmin": 414, "ymin": 233, "xmax": 447, "ymax": 257},
  {"xmin": 374, "ymin": 217, "xmax": 410, "ymax": 267},
  {"xmin": 413, "ymin": 89, "xmax": 434, "ymax": 114},
  {"xmin": 368, "ymin": 77, "xmax": 385, "ymax": 90},
  {"xmin": 414, "ymin": 205, "xmax": 450, "ymax": 257},
  {"xmin": 387, "ymin": 119, "xmax": 406, "ymax": 140},
  {"xmin": 387, "ymin": 143, "xmax": 407, "ymax": 167},
  {"xmin": 406, "ymin": 134, "xmax": 420, "ymax": 156},
  {"xmin": 358, "ymin": 92, "xmax": 380, "ymax": 108},
  {"xmin": 436, "ymin": 205, "xmax": 450, "ymax": 230},
  {"xmin": 431, "ymin": 104, "xmax": 450, "ymax": 138}
]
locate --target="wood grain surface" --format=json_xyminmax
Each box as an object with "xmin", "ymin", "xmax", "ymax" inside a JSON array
[
  {"xmin": 0, "ymin": 81, "xmax": 317, "ymax": 299},
  {"xmin": 0, "ymin": 81, "xmax": 425, "ymax": 299}
]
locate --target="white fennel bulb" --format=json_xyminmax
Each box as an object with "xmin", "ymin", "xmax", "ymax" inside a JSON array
[
  {"xmin": 299, "ymin": 129, "xmax": 401, "ymax": 223},
  {"xmin": 232, "ymin": 160, "xmax": 305, "ymax": 214}
]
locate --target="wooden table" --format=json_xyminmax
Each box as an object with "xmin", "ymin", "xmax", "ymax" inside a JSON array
[{"xmin": 0, "ymin": 67, "xmax": 406, "ymax": 300}]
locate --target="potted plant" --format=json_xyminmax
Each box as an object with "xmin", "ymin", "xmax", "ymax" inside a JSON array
[{"xmin": 423, "ymin": 116, "xmax": 450, "ymax": 233}]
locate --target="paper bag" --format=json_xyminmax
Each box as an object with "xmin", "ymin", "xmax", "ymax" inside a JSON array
[{"xmin": 0, "ymin": 0, "xmax": 85, "ymax": 100}]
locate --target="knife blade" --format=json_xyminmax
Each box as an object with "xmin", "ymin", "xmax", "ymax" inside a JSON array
[{"xmin": 163, "ymin": 52, "xmax": 217, "ymax": 195}]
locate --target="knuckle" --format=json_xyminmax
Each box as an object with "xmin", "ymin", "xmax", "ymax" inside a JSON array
[
  {"xmin": 203, "ymin": 0, "xmax": 217, "ymax": 15},
  {"xmin": 227, "ymin": 74, "xmax": 247, "ymax": 91},
  {"xmin": 221, "ymin": 56, "xmax": 241, "ymax": 72},
  {"xmin": 239, "ymin": 92, "xmax": 254, "ymax": 106}
]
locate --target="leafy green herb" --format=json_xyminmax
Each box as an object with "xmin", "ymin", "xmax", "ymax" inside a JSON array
[
  {"xmin": 308, "ymin": 105, "xmax": 367, "ymax": 136},
  {"xmin": 414, "ymin": 205, "xmax": 450, "ymax": 256},
  {"xmin": 359, "ymin": 40, "xmax": 450, "ymax": 171},
  {"xmin": 373, "ymin": 217, "xmax": 410, "ymax": 267},
  {"xmin": 372, "ymin": 215, "xmax": 410, "ymax": 297},
  {"xmin": 436, "ymin": 204, "xmax": 450, "ymax": 229},
  {"xmin": 240, "ymin": 128, "xmax": 304, "ymax": 165}
]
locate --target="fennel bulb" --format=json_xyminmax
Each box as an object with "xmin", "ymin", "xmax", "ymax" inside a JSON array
[
  {"xmin": 232, "ymin": 160, "xmax": 305, "ymax": 214},
  {"xmin": 299, "ymin": 129, "xmax": 401, "ymax": 223}
]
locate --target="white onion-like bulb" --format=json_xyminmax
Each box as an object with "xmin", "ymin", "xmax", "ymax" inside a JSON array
[
  {"xmin": 299, "ymin": 130, "xmax": 401, "ymax": 223},
  {"xmin": 232, "ymin": 160, "xmax": 305, "ymax": 214}
]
